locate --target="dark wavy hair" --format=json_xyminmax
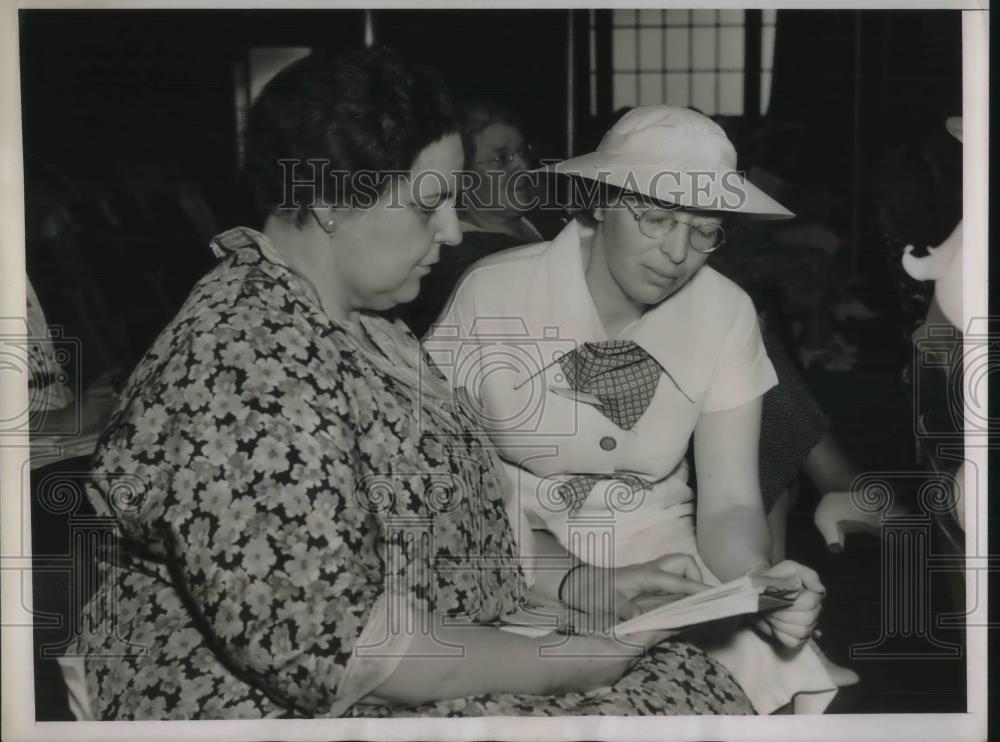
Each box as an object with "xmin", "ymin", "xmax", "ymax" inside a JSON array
[{"xmin": 243, "ymin": 45, "xmax": 458, "ymax": 225}]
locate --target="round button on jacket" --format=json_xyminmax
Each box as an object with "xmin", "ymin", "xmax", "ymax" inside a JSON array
[{"xmin": 599, "ymin": 436, "xmax": 617, "ymax": 451}]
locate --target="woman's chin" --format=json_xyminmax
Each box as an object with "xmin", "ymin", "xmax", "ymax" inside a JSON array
[
  {"xmin": 388, "ymin": 280, "xmax": 423, "ymax": 307},
  {"xmin": 637, "ymin": 273, "xmax": 690, "ymax": 305},
  {"xmin": 627, "ymin": 283, "xmax": 675, "ymax": 307}
]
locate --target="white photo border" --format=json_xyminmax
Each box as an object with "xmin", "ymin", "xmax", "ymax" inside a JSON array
[{"xmin": 1, "ymin": 2, "xmax": 988, "ymax": 741}]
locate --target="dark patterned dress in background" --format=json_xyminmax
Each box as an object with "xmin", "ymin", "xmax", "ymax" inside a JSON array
[{"xmin": 69, "ymin": 227, "xmax": 751, "ymax": 719}]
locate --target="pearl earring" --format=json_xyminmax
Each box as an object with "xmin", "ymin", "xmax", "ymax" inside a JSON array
[{"xmin": 309, "ymin": 208, "xmax": 337, "ymax": 235}]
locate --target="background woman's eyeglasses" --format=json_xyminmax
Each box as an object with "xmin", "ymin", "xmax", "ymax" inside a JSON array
[
  {"xmin": 475, "ymin": 144, "xmax": 534, "ymax": 168},
  {"xmin": 622, "ymin": 201, "xmax": 726, "ymax": 253}
]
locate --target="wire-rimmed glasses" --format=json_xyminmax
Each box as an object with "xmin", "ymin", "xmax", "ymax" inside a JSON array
[{"xmin": 622, "ymin": 200, "xmax": 726, "ymax": 253}]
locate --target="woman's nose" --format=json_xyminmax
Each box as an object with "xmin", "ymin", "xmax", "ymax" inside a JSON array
[
  {"xmin": 660, "ymin": 223, "xmax": 690, "ymax": 264},
  {"xmin": 508, "ymin": 147, "xmax": 530, "ymax": 172},
  {"xmin": 435, "ymin": 203, "xmax": 463, "ymax": 246}
]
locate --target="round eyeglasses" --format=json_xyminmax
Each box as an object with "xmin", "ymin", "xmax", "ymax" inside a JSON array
[
  {"xmin": 475, "ymin": 144, "xmax": 534, "ymax": 168},
  {"xmin": 622, "ymin": 200, "xmax": 726, "ymax": 253}
]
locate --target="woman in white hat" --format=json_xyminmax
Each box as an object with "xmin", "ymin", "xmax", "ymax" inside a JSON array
[{"xmin": 432, "ymin": 105, "xmax": 841, "ymax": 713}]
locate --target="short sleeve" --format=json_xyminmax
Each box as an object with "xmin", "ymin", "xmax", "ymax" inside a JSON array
[
  {"xmin": 701, "ymin": 292, "xmax": 777, "ymax": 414},
  {"xmin": 91, "ymin": 286, "xmax": 426, "ymax": 716}
]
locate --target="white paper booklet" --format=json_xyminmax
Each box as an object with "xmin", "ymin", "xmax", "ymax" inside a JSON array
[
  {"xmin": 498, "ymin": 573, "xmax": 801, "ymax": 638},
  {"xmin": 611, "ymin": 573, "xmax": 801, "ymax": 635}
]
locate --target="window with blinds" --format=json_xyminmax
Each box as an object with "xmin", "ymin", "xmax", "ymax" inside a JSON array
[{"xmin": 591, "ymin": 9, "xmax": 777, "ymax": 117}]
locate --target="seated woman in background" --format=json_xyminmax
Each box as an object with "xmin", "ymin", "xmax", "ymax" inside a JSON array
[
  {"xmin": 398, "ymin": 99, "xmax": 564, "ymax": 338},
  {"xmin": 66, "ymin": 48, "xmax": 755, "ymax": 720},
  {"xmin": 24, "ymin": 164, "xmax": 121, "ymax": 460},
  {"xmin": 26, "ymin": 276, "xmax": 118, "ymax": 463},
  {"xmin": 433, "ymin": 106, "xmax": 838, "ymax": 714}
]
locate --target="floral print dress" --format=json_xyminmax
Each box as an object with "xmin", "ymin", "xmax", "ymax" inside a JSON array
[{"xmin": 69, "ymin": 227, "xmax": 751, "ymax": 719}]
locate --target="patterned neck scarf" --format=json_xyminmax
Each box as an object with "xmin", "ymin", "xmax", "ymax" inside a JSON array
[{"xmin": 556, "ymin": 340, "xmax": 664, "ymax": 430}]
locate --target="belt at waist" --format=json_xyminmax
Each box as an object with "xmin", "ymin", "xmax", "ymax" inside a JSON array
[{"xmin": 510, "ymin": 459, "xmax": 692, "ymax": 517}]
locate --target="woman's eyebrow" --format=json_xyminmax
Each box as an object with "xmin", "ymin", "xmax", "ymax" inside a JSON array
[{"xmin": 411, "ymin": 187, "xmax": 455, "ymax": 204}]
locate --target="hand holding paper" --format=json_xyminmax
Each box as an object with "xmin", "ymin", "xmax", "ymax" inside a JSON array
[
  {"xmin": 500, "ymin": 566, "xmax": 803, "ymax": 639},
  {"xmin": 751, "ymin": 560, "xmax": 825, "ymax": 649},
  {"xmin": 611, "ymin": 570, "xmax": 803, "ymax": 636},
  {"xmin": 497, "ymin": 554, "xmax": 709, "ymax": 638},
  {"xmin": 609, "ymin": 554, "xmax": 708, "ymax": 621}
]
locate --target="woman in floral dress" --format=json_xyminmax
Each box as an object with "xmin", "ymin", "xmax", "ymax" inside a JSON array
[{"xmin": 66, "ymin": 47, "xmax": 752, "ymax": 719}]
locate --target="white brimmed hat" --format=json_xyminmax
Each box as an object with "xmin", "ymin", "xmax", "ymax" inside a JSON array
[{"xmin": 549, "ymin": 106, "xmax": 794, "ymax": 219}]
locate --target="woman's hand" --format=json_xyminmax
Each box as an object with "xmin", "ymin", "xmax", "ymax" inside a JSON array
[
  {"xmin": 611, "ymin": 554, "xmax": 707, "ymax": 620},
  {"xmin": 564, "ymin": 554, "xmax": 708, "ymax": 632},
  {"xmin": 753, "ymin": 560, "xmax": 825, "ymax": 649}
]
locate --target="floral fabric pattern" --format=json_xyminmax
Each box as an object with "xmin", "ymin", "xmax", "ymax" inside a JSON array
[
  {"xmin": 70, "ymin": 227, "xmax": 750, "ymax": 719},
  {"xmin": 347, "ymin": 642, "xmax": 750, "ymax": 717}
]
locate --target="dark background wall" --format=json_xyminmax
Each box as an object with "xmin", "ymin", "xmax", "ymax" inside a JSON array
[
  {"xmin": 771, "ymin": 10, "xmax": 962, "ymax": 182},
  {"xmin": 19, "ymin": 9, "xmax": 571, "ymax": 227},
  {"xmin": 19, "ymin": 10, "xmax": 367, "ymax": 227},
  {"xmin": 373, "ymin": 10, "xmax": 570, "ymax": 160}
]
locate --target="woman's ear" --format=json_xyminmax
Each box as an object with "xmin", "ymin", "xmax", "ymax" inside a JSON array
[
  {"xmin": 309, "ymin": 206, "xmax": 339, "ymax": 235},
  {"xmin": 593, "ymin": 208, "xmax": 605, "ymax": 223}
]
